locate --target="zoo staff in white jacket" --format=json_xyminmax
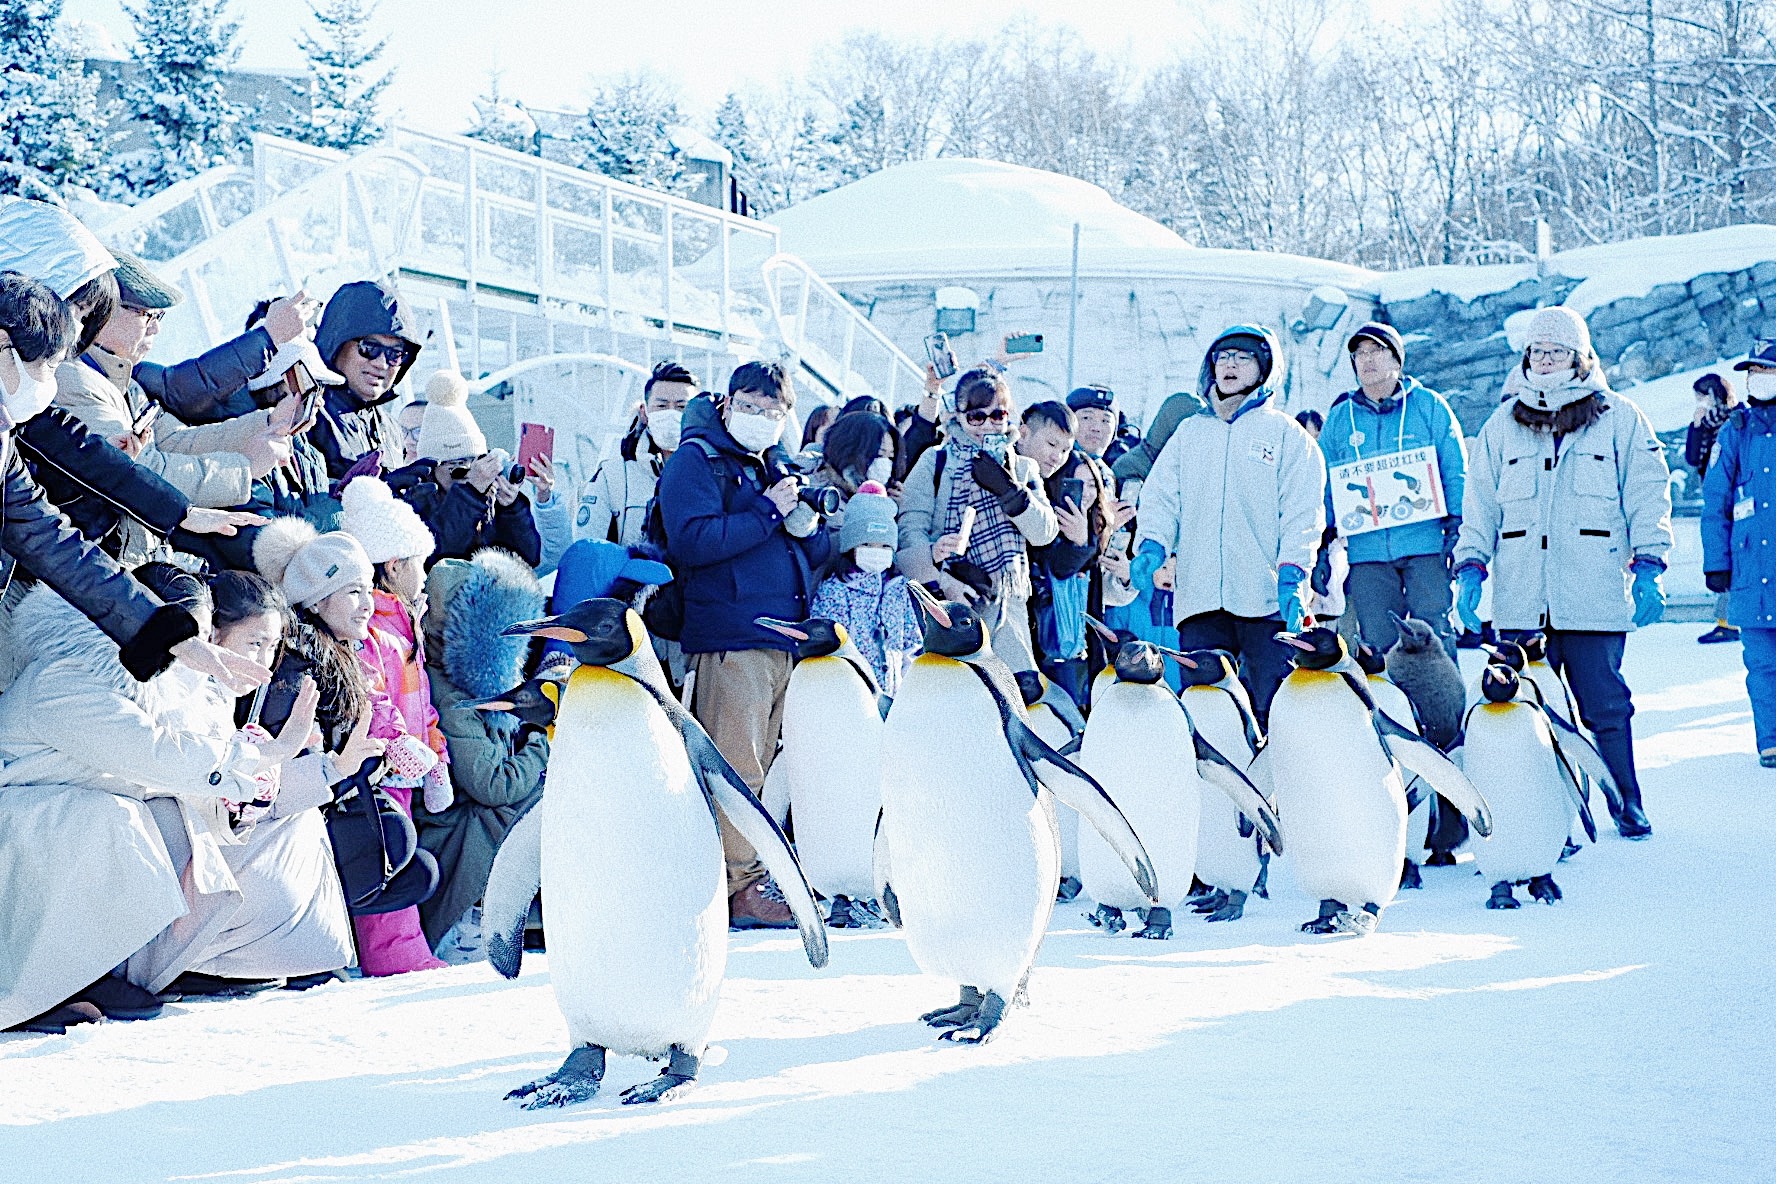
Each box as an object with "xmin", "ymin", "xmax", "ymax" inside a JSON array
[
  {"xmin": 574, "ymin": 360, "xmax": 696, "ymax": 544},
  {"xmin": 1133, "ymin": 324, "xmax": 1327, "ymax": 721},
  {"xmin": 1453, "ymin": 305, "xmax": 1671, "ymax": 839}
]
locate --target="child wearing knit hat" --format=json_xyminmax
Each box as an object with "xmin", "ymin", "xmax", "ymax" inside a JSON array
[{"xmin": 810, "ymin": 482, "xmax": 922, "ymax": 696}]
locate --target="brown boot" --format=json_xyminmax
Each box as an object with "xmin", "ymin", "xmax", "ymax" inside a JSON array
[{"xmin": 729, "ymin": 878, "xmax": 795, "ymax": 930}]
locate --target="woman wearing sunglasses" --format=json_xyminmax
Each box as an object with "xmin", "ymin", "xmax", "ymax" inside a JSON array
[{"xmin": 897, "ymin": 366, "xmax": 1058, "ymax": 676}]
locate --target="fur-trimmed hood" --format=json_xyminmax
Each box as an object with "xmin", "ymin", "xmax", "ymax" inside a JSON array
[
  {"xmin": 437, "ymin": 550, "xmax": 544, "ymax": 699},
  {"xmin": 9, "ymin": 584, "xmax": 148, "ymax": 701}
]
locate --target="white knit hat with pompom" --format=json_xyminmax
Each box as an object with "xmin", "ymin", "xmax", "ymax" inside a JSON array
[
  {"xmin": 339, "ymin": 475, "xmax": 436, "ymax": 565},
  {"xmin": 253, "ymin": 516, "xmax": 375, "ymax": 609},
  {"xmin": 415, "ymin": 370, "xmax": 486, "ymax": 461}
]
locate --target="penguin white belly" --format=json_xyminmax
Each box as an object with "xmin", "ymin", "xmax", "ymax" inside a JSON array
[
  {"xmin": 1077, "ymin": 682, "xmax": 1200, "ymax": 910},
  {"xmin": 1182, "ymin": 687, "xmax": 1259, "ymax": 893},
  {"xmin": 1268, "ymin": 671, "xmax": 1407, "ymax": 910},
  {"xmin": 1465, "ymin": 705, "xmax": 1571, "ymax": 884},
  {"xmin": 776, "ymin": 658, "xmax": 882, "ymax": 900},
  {"xmin": 542, "ymin": 670, "xmax": 727, "ymax": 1058},
  {"xmin": 881, "ymin": 657, "xmax": 1057, "ymax": 997},
  {"xmin": 1028, "ymin": 705, "xmax": 1079, "ymax": 881},
  {"xmin": 1525, "ymin": 663, "xmax": 1576, "ymax": 727}
]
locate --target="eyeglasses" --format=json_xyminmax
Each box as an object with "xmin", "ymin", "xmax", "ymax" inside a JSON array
[
  {"xmin": 962, "ymin": 407, "xmax": 1011, "ymax": 426},
  {"xmin": 123, "ymin": 305, "xmax": 166, "ymax": 325},
  {"xmin": 355, "ymin": 339, "xmax": 413, "ymax": 367},
  {"xmin": 1527, "ymin": 346, "xmax": 1575, "ymax": 363},
  {"xmin": 729, "ymin": 399, "xmax": 787, "ymax": 421},
  {"xmin": 1352, "ymin": 342, "xmax": 1394, "ymax": 359},
  {"xmin": 1212, "ymin": 348, "xmax": 1258, "ymax": 365}
]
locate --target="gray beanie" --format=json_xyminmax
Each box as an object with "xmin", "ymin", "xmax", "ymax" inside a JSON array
[{"xmin": 839, "ymin": 481, "xmax": 898, "ymax": 553}]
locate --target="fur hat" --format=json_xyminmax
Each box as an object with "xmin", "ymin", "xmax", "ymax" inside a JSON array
[
  {"xmin": 839, "ymin": 480, "xmax": 898, "ymax": 553},
  {"xmin": 253, "ymin": 517, "xmax": 374, "ymax": 609},
  {"xmin": 440, "ymin": 549, "xmax": 545, "ymax": 699},
  {"xmin": 1522, "ymin": 306, "xmax": 1592, "ymax": 357},
  {"xmin": 339, "ymin": 475, "xmax": 435, "ymax": 565},
  {"xmin": 415, "ymin": 370, "xmax": 486, "ymax": 461}
]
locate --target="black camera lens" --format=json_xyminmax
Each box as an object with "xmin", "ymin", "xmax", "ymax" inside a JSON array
[
  {"xmin": 507, "ymin": 464, "xmax": 527, "ymax": 485},
  {"xmin": 800, "ymin": 485, "xmax": 842, "ymax": 515}
]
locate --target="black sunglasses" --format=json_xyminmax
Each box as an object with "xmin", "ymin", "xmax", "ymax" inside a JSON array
[
  {"xmin": 962, "ymin": 407, "xmax": 1011, "ymax": 426},
  {"xmin": 355, "ymin": 339, "xmax": 413, "ymax": 367}
]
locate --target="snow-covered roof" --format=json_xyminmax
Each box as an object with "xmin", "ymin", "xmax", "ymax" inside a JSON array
[{"xmin": 668, "ymin": 126, "xmax": 732, "ymax": 167}]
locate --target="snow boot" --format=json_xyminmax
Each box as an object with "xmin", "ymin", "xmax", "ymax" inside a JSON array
[
  {"xmin": 5, "ymin": 1000, "xmax": 102, "ymax": 1035},
  {"xmin": 729, "ymin": 878, "xmax": 795, "ymax": 930},
  {"xmin": 159, "ymin": 973, "xmax": 282, "ymax": 1001},
  {"xmin": 80, "ymin": 973, "xmax": 165, "ymax": 1018},
  {"xmin": 1697, "ymin": 623, "xmax": 1740, "ymax": 644},
  {"xmin": 1615, "ymin": 785, "xmax": 1652, "ymax": 840}
]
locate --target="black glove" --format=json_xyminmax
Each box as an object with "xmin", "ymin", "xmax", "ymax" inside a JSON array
[
  {"xmin": 970, "ymin": 452, "xmax": 1015, "ymax": 496},
  {"xmin": 1442, "ymin": 515, "xmax": 1463, "ymax": 557},
  {"xmin": 1706, "ymin": 570, "xmax": 1732, "ymax": 594},
  {"xmin": 945, "ymin": 557, "xmax": 995, "ymax": 600},
  {"xmin": 1311, "ymin": 547, "xmax": 1333, "ymax": 596}
]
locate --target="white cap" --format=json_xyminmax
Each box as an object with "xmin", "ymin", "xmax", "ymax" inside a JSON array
[{"xmin": 248, "ymin": 331, "xmax": 346, "ymax": 391}]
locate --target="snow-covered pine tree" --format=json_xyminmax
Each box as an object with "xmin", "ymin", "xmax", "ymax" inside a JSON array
[
  {"xmin": 465, "ymin": 72, "xmax": 537, "ymax": 154},
  {"xmin": 284, "ymin": 0, "xmax": 392, "ymax": 151},
  {"xmin": 111, "ymin": 0, "xmax": 249, "ymax": 199},
  {"xmin": 710, "ymin": 91, "xmax": 758, "ymax": 196},
  {"xmin": 0, "ymin": 0, "xmax": 109, "ymax": 198},
  {"xmin": 566, "ymin": 76, "xmax": 697, "ymax": 197}
]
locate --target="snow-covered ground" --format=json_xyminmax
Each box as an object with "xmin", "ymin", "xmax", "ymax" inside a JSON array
[{"xmin": 3, "ymin": 624, "xmax": 1772, "ymax": 1184}]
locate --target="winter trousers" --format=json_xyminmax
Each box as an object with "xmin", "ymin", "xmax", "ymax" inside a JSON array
[
  {"xmin": 1739, "ymin": 627, "xmax": 1776, "ymax": 754},
  {"xmin": 1348, "ymin": 554, "xmax": 1456, "ymax": 660},
  {"xmin": 1177, "ymin": 611, "xmax": 1292, "ymax": 725},
  {"xmin": 1538, "ymin": 630, "xmax": 1641, "ymax": 798},
  {"xmin": 691, "ymin": 648, "xmax": 794, "ymax": 895}
]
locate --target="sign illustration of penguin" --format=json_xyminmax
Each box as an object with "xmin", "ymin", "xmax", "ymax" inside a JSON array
[
  {"xmin": 1260, "ymin": 627, "xmax": 1493, "ymax": 936},
  {"xmin": 481, "ymin": 599, "xmax": 828, "ymax": 1107},
  {"xmin": 755, "ymin": 615, "xmax": 890, "ymax": 928},
  {"xmin": 880, "ymin": 583, "xmax": 1157, "ymax": 1043},
  {"xmin": 1177, "ymin": 649, "xmax": 1270, "ymax": 922}
]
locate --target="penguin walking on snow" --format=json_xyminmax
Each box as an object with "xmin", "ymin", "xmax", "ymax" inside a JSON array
[
  {"xmin": 1258, "ymin": 628, "xmax": 1493, "ymax": 936},
  {"xmin": 1461, "ymin": 663, "xmax": 1596, "ymax": 908},
  {"xmin": 1178, "ymin": 650, "xmax": 1270, "ymax": 922},
  {"xmin": 1076, "ymin": 620, "xmax": 1280, "ymax": 939},
  {"xmin": 755, "ymin": 615, "xmax": 889, "ymax": 928},
  {"xmin": 1486, "ymin": 635, "xmax": 1626, "ymax": 831},
  {"xmin": 879, "ymin": 583, "xmax": 1158, "ymax": 1043},
  {"xmin": 1357, "ymin": 644, "xmax": 1434, "ymax": 891},
  {"xmin": 481, "ymin": 599, "xmax": 828, "ymax": 1107},
  {"xmin": 1016, "ymin": 671, "xmax": 1086, "ymax": 901}
]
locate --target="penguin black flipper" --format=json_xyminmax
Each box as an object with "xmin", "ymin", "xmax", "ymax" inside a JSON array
[
  {"xmin": 1542, "ymin": 709, "xmax": 1625, "ymax": 816},
  {"xmin": 1374, "ymin": 711, "xmax": 1494, "ymax": 837},
  {"xmin": 482, "ymin": 795, "xmax": 544, "ymax": 980},
  {"xmin": 1548, "ymin": 731, "xmax": 1599, "ymax": 844},
  {"xmin": 1190, "ymin": 729, "xmax": 1284, "ymax": 854},
  {"xmin": 627, "ymin": 677, "xmax": 830, "ymax": 970},
  {"xmin": 966, "ymin": 665, "xmax": 1159, "ymax": 902},
  {"xmin": 871, "ymin": 809, "xmax": 900, "ymax": 928},
  {"xmin": 1213, "ymin": 684, "xmax": 1265, "ymax": 756}
]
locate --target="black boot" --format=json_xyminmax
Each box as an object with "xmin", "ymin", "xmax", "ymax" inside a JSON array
[{"xmin": 1615, "ymin": 785, "xmax": 1652, "ymax": 840}]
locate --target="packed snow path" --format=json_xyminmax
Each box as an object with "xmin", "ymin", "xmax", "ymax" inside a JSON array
[{"xmin": 4, "ymin": 624, "xmax": 1771, "ymax": 1183}]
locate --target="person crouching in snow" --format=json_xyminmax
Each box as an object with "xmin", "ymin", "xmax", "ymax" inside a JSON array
[
  {"xmin": 812, "ymin": 481, "xmax": 921, "ymax": 698},
  {"xmin": 255, "ymin": 519, "xmax": 448, "ymax": 974}
]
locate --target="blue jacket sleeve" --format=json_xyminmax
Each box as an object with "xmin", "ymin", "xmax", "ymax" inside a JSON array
[
  {"xmin": 133, "ymin": 327, "xmax": 275, "ymax": 424},
  {"xmin": 1701, "ymin": 419, "xmax": 1740, "ymax": 574},
  {"xmin": 658, "ymin": 446, "xmax": 780, "ymax": 568},
  {"xmin": 1430, "ymin": 392, "xmax": 1467, "ymax": 520}
]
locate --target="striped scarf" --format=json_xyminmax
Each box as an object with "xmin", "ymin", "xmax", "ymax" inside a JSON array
[{"xmin": 940, "ymin": 434, "xmax": 1028, "ymax": 580}]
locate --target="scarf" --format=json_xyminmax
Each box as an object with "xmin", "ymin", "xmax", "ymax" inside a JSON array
[{"xmin": 940, "ymin": 432, "xmax": 1027, "ymax": 580}]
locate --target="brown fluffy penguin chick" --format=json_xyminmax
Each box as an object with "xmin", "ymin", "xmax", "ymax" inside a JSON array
[{"xmin": 1384, "ymin": 616, "xmax": 1465, "ymax": 751}]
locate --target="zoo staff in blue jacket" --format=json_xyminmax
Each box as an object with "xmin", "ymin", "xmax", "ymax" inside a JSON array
[
  {"xmin": 1318, "ymin": 323, "xmax": 1467, "ymax": 657},
  {"xmin": 1702, "ymin": 337, "xmax": 1776, "ymax": 769}
]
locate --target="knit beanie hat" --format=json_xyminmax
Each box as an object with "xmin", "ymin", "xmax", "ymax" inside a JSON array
[
  {"xmin": 1346, "ymin": 321, "xmax": 1404, "ymax": 368},
  {"xmin": 1522, "ymin": 306, "xmax": 1591, "ymax": 357},
  {"xmin": 839, "ymin": 480, "xmax": 898, "ymax": 553},
  {"xmin": 253, "ymin": 517, "xmax": 375, "ymax": 609},
  {"xmin": 415, "ymin": 370, "xmax": 487, "ymax": 461},
  {"xmin": 339, "ymin": 475, "xmax": 436, "ymax": 565}
]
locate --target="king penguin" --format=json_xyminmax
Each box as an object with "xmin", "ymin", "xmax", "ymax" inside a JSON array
[
  {"xmin": 480, "ymin": 599, "xmax": 828, "ymax": 1107},
  {"xmin": 1076, "ymin": 619, "xmax": 1281, "ymax": 939},
  {"xmin": 1016, "ymin": 670, "xmax": 1086, "ymax": 901},
  {"xmin": 1177, "ymin": 649, "xmax": 1269, "ymax": 922},
  {"xmin": 1484, "ymin": 635, "xmax": 1625, "ymax": 830},
  {"xmin": 1357, "ymin": 644, "xmax": 1436, "ymax": 890},
  {"xmin": 1259, "ymin": 627, "xmax": 1493, "ymax": 936},
  {"xmin": 1462, "ymin": 663, "xmax": 1596, "ymax": 908},
  {"xmin": 755, "ymin": 615, "xmax": 889, "ymax": 928},
  {"xmin": 879, "ymin": 583, "xmax": 1158, "ymax": 1042}
]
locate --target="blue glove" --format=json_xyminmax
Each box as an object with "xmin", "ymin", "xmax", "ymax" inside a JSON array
[
  {"xmin": 1630, "ymin": 558, "xmax": 1665, "ymax": 627},
  {"xmin": 1131, "ymin": 540, "xmax": 1166, "ymax": 592},
  {"xmin": 1277, "ymin": 564, "xmax": 1306, "ymax": 633},
  {"xmin": 1454, "ymin": 564, "xmax": 1485, "ymax": 635}
]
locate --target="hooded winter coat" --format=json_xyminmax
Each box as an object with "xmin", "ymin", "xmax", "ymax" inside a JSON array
[
  {"xmin": 385, "ymin": 460, "xmax": 542, "ymax": 568},
  {"xmin": 1455, "ymin": 367, "xmax": 1673, "ymax": 632},
  {"xmin": 1319, "ymin": 376, "xmax": 1468, "ymax": 564},
  {"xmin": 1136, "ymin": 326, "xmax": 1328, "ymax": 624},
  {"xmin": 575, "ymin": 423, "xmax": 669, "ymax": 546},
  {"xmin": 416, "ymin": 552, "xmax": 548, "ymax": 946},
  {"xmin": 308, "ymin": 280, "xmax": 420, "ymax": 478},
  {"xmin": 656, "ymin": 395, "xmax": 835, "ymax": 655},
  {"xmin": 1701, "ymin": 402, "xmax": 1776, "ymax": 628}
]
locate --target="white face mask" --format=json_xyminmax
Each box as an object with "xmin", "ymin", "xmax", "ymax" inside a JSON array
[
  {"xmin": 647, "ymin": 408, "xmax": 682, "ymax": 452},
  {"xmin": 0, "ymin": 347, "xmax": 58, "ymax": 426},
  {"xmin": 866, "ymin": 456, "xmax": 893, "ymax": 484},
  {"xmin": 854, "ymin": 545, "xmax": 893, "ymax": 573},
  {"xmin": 1746, "ymin": 372, "xmax": 1776, "ymax": 401},
  {"xmin": 727, "ymin": 410, "xmax": 784, "ymax": 454}
]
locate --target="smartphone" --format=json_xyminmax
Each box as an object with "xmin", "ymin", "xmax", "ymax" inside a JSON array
[
  {"xmin": 1059, "ymin": 476, "xmax": 1086, "ymax": 511},
  {"xmin": 131, "ymin": 398, "xmax": 159, "ymax": 437},
  {"xmin": 517, "ymin": 422, "xmax": 555, "ymax": 473},
  {"xmin": 297, "ymin": 380, "xmax": 323, "ymax": 428},
  {"xmin": 924, "ymin": 332, "xmax": 957, "ymax": 380},
  {"xmin": 1006, "ymin": 333, "xmax": 1044, "ymax": 355}
]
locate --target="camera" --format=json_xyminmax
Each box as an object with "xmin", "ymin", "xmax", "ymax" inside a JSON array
[
  {"xmin": 799, "ymin": 484, "xmax": 842, "ymax": 515},
  {"xmin": 507, "ymin": 464, "xmax": 528, "ymax": 485},
  {"xmin": 763, "ymin": 444, "xmax": 841, "ymax": 516}
]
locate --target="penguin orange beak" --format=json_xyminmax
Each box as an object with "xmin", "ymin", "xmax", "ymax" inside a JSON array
[
  {"xmin": 1154, "ymin": 645, "xmax": 1198, "ymax": 669},
  {"xmin": 461, "ymin": 694, "xmax": 516, "ymax": 713},
  {"xmin": 503, "ymin": 616, "xmax": 587, "ymax": 643},
  {"xmin": 908, "ymin": 580, "xmax": 952, "ymax": 629},
  {"xmin": 1274, "ymin": 632, "xmax": 1315, "ymax": 652},
  {"xmin": 755, "ymin": 616, "xmax": 809, "ymax": 642},
  {"xmin": 1082, "ymin": 613, "xmax": 1121, "ymax": 644}
]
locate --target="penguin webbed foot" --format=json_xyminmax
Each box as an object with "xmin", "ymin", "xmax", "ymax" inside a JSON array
[
  {"xmin": 939, "ymin": 990, "xmax": 1008, "ymax": 1044},
  {"xmin": 1425, "ymin": 850, "xmax": 1458, "ymax": 867},
  {"xmin": 1400, "ymin": 859, "xmax": 1424, "ymax": 891},
  {"xmin": 1087, "ymin": 904, "xmax": 1127, "ymax": 935},
  {"xmin": 1133, "ymin": 907, "xmax": 1172, "ymax": 940},
  {"xmin": 1056, "ymin": 876, "xmax": 1083, "ymax": 903},
  {"xmin": 620, "ymin": 1047, "xmax": 700, "ymax": 1106},
  {"xmin": 1527, "ymin": 875, "xmax": 1562, "ymax": 904},
  {"xmin": 1204, "ymin": 889, "xmax": 1247, "ymax": 923},
  {"xmin": 1559, "ymin": 838, "xmax": 1582, "ymax": 862},
  {"xmin": 1300, "ymin": 899, "xmax": 1345, "ymax": 935},
  {"xmin": 1329, "ymin": 904, "xmax": 1380, "ymax": 936},
  {"xmin": 922, "ymin": 985, "xmax": 984, "ymax": 1029},
  {"xmin": 507, "ymin": 1045, "xmax": 606, "ymax": 1109},
  {"xmin": 1486, "ymin": 881, "xmax": 1521, "ymax": 910},
  {"xmin": 1189, "ymin": 888, "xmax": 1229, "ymax": 915}
]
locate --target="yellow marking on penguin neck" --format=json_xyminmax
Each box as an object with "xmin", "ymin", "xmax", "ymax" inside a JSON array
[
  {"xmin": 1289, "ymin": 669, "xmax": 1341, "ymax": 684},
  {"xmin": 569, "ymin": 665, "xmax": 629, "ymax": 690},
  {"xmin": 914, "ymin": 652, "xmax": 962, "ymax": 667},
  {"xmin": 625, "ymin": 609, "xmax": 648, "ymax": 658},
  {"xmin": 1479, "ymin": 702, "xmax": 1520, "ymax": 714}
]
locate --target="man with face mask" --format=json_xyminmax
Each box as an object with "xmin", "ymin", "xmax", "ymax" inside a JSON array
[
  {"xmin": 576, "ymin": 360, "xmax": 696, "ymax": 545},
  {"xmin": 1133, "ymin": 325, "xmax": 1328, "ymax": 722},
  {"xmin": 657, "ymin": 360, "xmax": 833, "ymax": 930}
]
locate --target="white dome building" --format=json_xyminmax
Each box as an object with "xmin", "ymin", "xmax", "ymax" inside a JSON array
[{"xmin": 772, "ymin": 158, "xmax": 1382, "ymax": 431}]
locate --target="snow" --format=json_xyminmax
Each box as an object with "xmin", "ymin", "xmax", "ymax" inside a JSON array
[{"xmin": 4, "ymin": 625, "xmax": 1773, "ymax": 1183}]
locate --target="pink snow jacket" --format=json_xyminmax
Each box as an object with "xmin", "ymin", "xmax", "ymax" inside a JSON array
[{"xmin": 361, "ymin": 591, "xmax": 448, "ymax": 776}]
